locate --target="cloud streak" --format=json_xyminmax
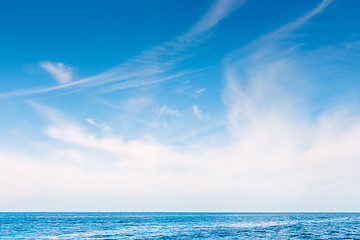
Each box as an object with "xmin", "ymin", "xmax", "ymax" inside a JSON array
[
  {"xmin": 192, "ymin": 104, "xmax": 203, "ymax": 119},
  {"xmin": 0, "ymin": 0, "xmax": 246, "ymax": 98},
  {"xmin": 223, "ymin": 0, "xmax": 334, "ymax": 137},
  {"xmin": 159, "ymin": 105, "xmax": 180, "ymax": 116},
  {"xmin": 259, "ymin": 0, "xmax": 333, "ymax": 43},
  {"xmin": 40, "ymin": 61, "xmax": 73, "ymax": 84}
]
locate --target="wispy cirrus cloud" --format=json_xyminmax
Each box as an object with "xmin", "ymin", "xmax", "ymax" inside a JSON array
[
  {"xmin": 181, "ymin": 0, "xmax": 246, "ymax": 40},
  {"xmin": 159, "ymin": 105, "xmax": 180, "ymax": 116},
  {"xmin": 261, "ymin": 0, "xmax": 333, "ymax": 42},
  {"xmin": 86, "ymin": 118, "xmax": 98, "ymax": 126},
  {"xmin": 190, "ymin": 88, "xmax": 207, "ymax": 98},
  {"xmin": 192, "ymin": 104, "xmax": 203, "ymax": 119},
  {"xmin": 86, "ymin": 118, "xmax": 112, "ymax": 132},
  {"xmin": 0, "ymin": 0, "xmax": 246, "ymax": 98},
  {"xmin": 223, "ymin": 0, "xmax": 334, "ymax": 138},
  {"xmin": 40, "ymin": 61, "xmax": 73, "ymax": 84}
]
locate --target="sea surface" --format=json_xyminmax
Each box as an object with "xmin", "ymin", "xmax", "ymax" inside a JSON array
[{"xmin": 0, "ymin": 212, "xmax": 359, "ymax": 239}]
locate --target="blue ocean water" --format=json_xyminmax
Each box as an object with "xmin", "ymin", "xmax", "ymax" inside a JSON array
[{"xmin": 0, "ymin": 212, "xmax": 359, "ymax": 239}]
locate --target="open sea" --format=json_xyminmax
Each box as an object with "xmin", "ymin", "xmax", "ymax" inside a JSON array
[{"xmin": 0, "ymin": 212, "xmax": 359, "ymax": 239}]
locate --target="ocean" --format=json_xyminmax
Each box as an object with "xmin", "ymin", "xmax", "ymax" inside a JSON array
[{"xmin": 0, "ymin": 212, "xmax": 359, "ymax": 239}]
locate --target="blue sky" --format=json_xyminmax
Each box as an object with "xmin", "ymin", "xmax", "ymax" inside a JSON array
[{"xmin": 1, "ymin": 0, "xmax": 360, "ymax": 211}]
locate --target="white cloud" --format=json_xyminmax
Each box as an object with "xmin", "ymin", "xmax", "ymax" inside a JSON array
[
  {"xmin": 2, "ymin": 98, "xmax": 360, "ymax": 211},
  {"xmin": 159, "ymin": 105, "xmax": 180, "ymax": 116},
  {"xmin": 223, "ymin": 0, "xmax": 334, "ymax": 138},
  {"xmin": 101, "ymin": 124, "xmax": 113, "ymax": 132},
  {"xmin": 3, "ymin": 0, "xmax": 358, "ymax": 212},
  {"xmin": 182, "ymin": 0, "xmax": 246, "ymax": 39},
  {"xmin": 192, "ymin": 104, "xmax": 202, "ymax": 119},
  {"xmin": 262, "ymin": 0, "xmax": 333, "ymax": 42},
  {"xmin": 191, "ymin": 88, "xmax": 206, "ymax": 98},
  {"xmin": 196, "ymin": 88, "xmax": 206, "ymax": 94},
  {"xmin": 1, "ymin": 0, "xmax": 246, "ymax": 97},
  {"xmin": 52, "ymin": 149, "xmax": 85, "ymax": 165},
  {"xmin": 123, "ymin": 97, "xmax": 151, "ymax": 111},
  {"xmin": 40, "ymin": 61, "xmax": 73, "ymax": 84},
  {"xmin": 86, "ymin": 118, "xmax": 112, "ymax": 132},
  {"xmin": 86, "ymin": 118, "xmax": 98, "ymax": 126}
]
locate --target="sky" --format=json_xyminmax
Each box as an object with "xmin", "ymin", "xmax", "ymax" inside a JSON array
[{"xmin": 1, "ymin": 0, "xmax": 360, "ymax": 212}]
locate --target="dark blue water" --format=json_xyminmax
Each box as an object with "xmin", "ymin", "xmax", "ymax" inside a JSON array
[{"xmin": 1, "ymin": 212, "xmax": 359, "ymax": 239}]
